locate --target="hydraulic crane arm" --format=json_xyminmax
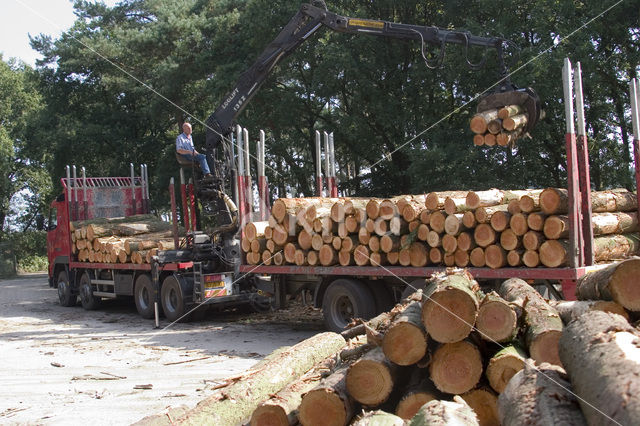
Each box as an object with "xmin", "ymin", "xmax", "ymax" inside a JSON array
[{"xmin": 204, "ymin": 2, "xmax": 531, "ymax": 155}]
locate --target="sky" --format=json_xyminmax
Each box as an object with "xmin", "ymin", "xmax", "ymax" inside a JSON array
[{"xmin": 0, "ymin": 0, "xmax": 120, "ymax": 66}]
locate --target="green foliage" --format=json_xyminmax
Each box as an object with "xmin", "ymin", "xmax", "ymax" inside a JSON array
[
  {"xmin": 17, "ymin": 255, "xmax": 48, "ymax": 273},
  {"xmin": 22, "ymin": 0, "xmax": 640, "ymax": 216}
]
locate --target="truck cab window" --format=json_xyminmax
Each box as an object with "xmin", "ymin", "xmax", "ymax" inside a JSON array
[{"xmin": 49, "ymin": 207, "xmax": 57, "ymax": 231}]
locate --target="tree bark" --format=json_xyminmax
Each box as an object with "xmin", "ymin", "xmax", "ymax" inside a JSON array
[
  {"xmin": 497, "ymin": 361, "xmax": 585, "ymax": 426},
  {"xmin": 486, "ymin": 345, "xmax": 527, "ymax": 394},
  {"xmin": 474, "ymin": 204, "xmax": 508, "ymax": 224},
  {"xmin": 395, "ymin": 372, "xmax": 440, "ymax": 420},
  {"xmin": 499, "ymin": 278, "xmax": 563, "ymax": 366},
  {"xmin": 540, "ymin": 188, "xmax": 637, "ymax": 214},
  {"xmin": 576, "ymin": 258, "xmax": 640, "ymax": 311},
  {"xmin": 352, "ymin": 411, "xmax": 404, "ymax": 426},
  {"xmin": 425, "ymin": 191, "xmax": 468, "ymax": 211},
  {"xmin": 548, "ymin": 300, "xmax": 629, "ymax": 324},
  {"xmin": 559, "ymin": 311, "xmax": 640, "ymax": 426},
  {"xmin": 421, "ymin": 272, "xmax": 481, "ymax": 343},
  {"xmin": 409, "ymin": 396, "xmax": 479, "ymax": 425}
]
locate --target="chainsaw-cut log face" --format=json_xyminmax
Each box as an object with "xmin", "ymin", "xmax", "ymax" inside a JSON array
[
  {"xmin": 486, "ymin": 345, "xmax": 527, "ymax": 393},
  {"xmin": 461, "ymin": 388, "xmax": 499, "ymax": 426},
  {"xmin": 429, "ymin": 341, "xmax": 483, "ymax": 394},
  {"xmin": 299, "ymin": 390, "xmax": 347, "ymax": 426},
  {"xmin": 476, "ymin": 293, "xmax": 518, "ymax": 343},
  {"xmin": 396, "ymin": 392, "xmax": 438, "ymax": 420},
  {"xmin": 346, "ymin": 348, "xmax": 395, "ymax": 406},
  {"xmin": 382, "ymin": 301, "xmax": 427, "ymax": 366},
  {"xmin": 422, "ymin": 288, "xmax": 478, "ymax": 343}
]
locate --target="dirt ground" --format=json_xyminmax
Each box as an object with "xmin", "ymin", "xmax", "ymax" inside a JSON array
[{"xmin": 0, "ymin": 274, "xmax": 324, "ymax": 425}]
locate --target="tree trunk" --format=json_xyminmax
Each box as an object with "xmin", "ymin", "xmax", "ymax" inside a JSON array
[
  {"xmin": 421, "ymin": 272, "xmax": 481, "ymax": 343},
  {"xmin": 442, "ymin": 234, "xmax": 458, "ymax": 253},
  {"xmin": 485, "ymin": 345, "xmax": 527, "ymax": 393},
  {"xmin": 352, "ymin": 411, "xmax": 404, "ymax": 426},
  {"xmin": 346, "ymin": 347, "xmax": 397, "ymax": 406},
  {"xmin": 474, "ymin": 205, "xmax": 508, "ymax": 224},
  {"xmin": 507, "ymin": 249, "xmax": 524, "ymax": 266},
  {"xmin": 548, "ymin": 300, "xmax": 629, "ymax": 324},
  {"xmin": 502, "ymin": 113, "xmax": 528, "ymax": 131},
  {"xmin": 474, "ymin": 224, "xmax": 496, "ymax": 248},
  {"xmin": 485, "ymin": 244, "xmax": 507, "ymax": 269},
  {"xmin": 466, "ymin": 189, "xmax": 542, "ymax": 210},
  {"xmin": 470, "ymin": 247, "xmax": 485, "ymax": 267},
  {"xmin": 409, "ymin": 396, "xmax": 479, "ymax": 425},
  {"xmin": 499, "ymin": 278, "xmax": 563, "ymax": 366},
  {"xmin": 425, "ymin": 191, "xmax": 468, "ymax": 211},
  {"xmin": 409, "ymin": 242, "xmax": 429, "ymax": 267},
  {"xmin": 380, "ymin": 235, "xmax": 400, "ymax": 253},
  {"xmin": 498, "ymin": 361, "xmax": 585, "ymax": 426},
  {"xmin": 429, "ymin": 211, "xmax": 446, "ymax": 233},
  {"xmin": 522, "ymin": 250, "xmax": 540, "ymax": 267},
  {"xmin": 499, "ymin": 229, "xmax": 521, "ymax": 251},
  {"xmin": 341, "ymin": 236, "xmax": 358, "ymax": 252},
  {"xmin": 489, "ymin": 211, "xmax": 511, "ymax": 232},
  {"xmin": 498, "ymin": 104, "xmax": 525, "ymax": 119},
  {"xmin": 457, "ymin": 232, "xmax": 475, "ymax": 251},
  {"xmin": 509, "ymin": 213, "xmax": 528, "ymax": 236},
  {"xmin": 470, "ymin": 109, "xmax": 499, "ymax": 134},
  {"xmin": 298, "ymin": 365, "xmax": 356, "ymax": 426},
  {"xmin": 576, "ymin": 258, "xmax": 640, "ymax": 311},
  {"xmin": 429, "ymin": 341, "xmax": 483, "ymax": 394},
  {"xmin": 444, "ymin": 196, "xmax": 472, "ymax": 214},
  {"xmin": 522, "ymin": 230, "xmax": 544, "ymax": 251},
  {"xmin": 429, "ymin": 247, "xmax": 444, "ymax": 264},
  {"xmin": 244, "ymin": 221, "xmax": 269, "ymax": 242},
  {"xmin": 559, "ymin": 311, "xmax": 640, "ymax": 426},
  {"xmin": 319, "ymin": 244, "xmax": 338, "ymax": 266},
  {"xmin": 476, "ymin": 292, "xmax": 518, "ymax": 343},
  {"xmin": 527, "ymin": 212, "xmax": 546, "ymax": 231},
  {"xmin": 544, "ymin": 212, "xmax": 639, "ymax": 239},
  {"xmin": 460, "ymin": 387, "xmax": 499, "ymax": 426},
  {"xmin": 307, "ymin": 250, "xmax": 318, "ymax": 266},
  {"xmin": 540, "ymin": 235, "xmax": 640, "ymax": 267},
  {"xmin": 139, "ymin": 333, "xmax": 346, "ymax": 426},
  {"xmin": 382, "ymin": 301, "xmax": 428, "ymax": 366},
  {"xmin": 540, "ymin": 188, "xmax": 637, "ymax": 214}
]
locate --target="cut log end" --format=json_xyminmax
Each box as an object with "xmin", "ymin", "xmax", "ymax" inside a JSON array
[
  {"xmin": 609, "ymin": 258, "xmax": 640, "ymax": 310},
  {"xmin": 430, "ymin": 341, "xmax": 483, "ymax": 395},
  {"xmin": 298, "ymin": 389, "xmax": 347, "ymax": 426},
  {"xmin": 422, "ymin": 289, "xmax": 478, "ymax": 343},
  {"xmin": 346, "ymin": 359, "xmax": 394, "ymax": 406},
  {"xmin": 461, "ymin": 388, "xmax": 499, "ymax": 426},
  {"xmin": 382, "ymin": 323, "xmax": 428, "ymax": 366},
  {"xmin": 476, "ymin": 300, "xmax": 517, "ymax": 343},
  {"xmin": 396, "ymin": 392, "xmax": 437, "ymax": 420},
  {"xmin": 250, "ymin": 406, "xmax": 288, "ymax": 426},
  {"xmin": 530, "ymin": 330, "xmax": 563, "ymax": 367}
]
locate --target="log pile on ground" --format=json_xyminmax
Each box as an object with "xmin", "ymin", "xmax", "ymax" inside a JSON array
[
  {"xmin": 242, "ymin": 189, "xmax": 639, "ymax": 268},
  {"xmin": 136, "ymin": 266, "xmax": 640, "ymax": 425},
  {"xmin": 69, "ymin": 214, "xmax": 178, "ymax": 264}
]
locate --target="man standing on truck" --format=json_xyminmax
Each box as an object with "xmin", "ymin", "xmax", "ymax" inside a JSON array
[{"xmin": 176, "ymin": 122, "xmax": 213, "ymax": 178}]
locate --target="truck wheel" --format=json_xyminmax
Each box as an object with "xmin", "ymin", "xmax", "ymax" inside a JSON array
[
  {"xmin": 322, "ymin": 279, "xmax": 376, "ymax": 333},
  {"xmin": 57, "ymin": 271, "xmax": 76, "ymax": 307},
  {"xmin": 161, "ymin": 276, "xmax": 186, "ymax": 322},
  {"xmin": 79, "ymin": 272, "xmax": 102, "ymax": 310},
  {"xmin": 134, "ymin": 274, "xmax": 156, "ymax": 319}
]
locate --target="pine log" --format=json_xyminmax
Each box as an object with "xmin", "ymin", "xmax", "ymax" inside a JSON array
[
  {"xmin": 498, "ymin": 104, "xmax": 525, "ymax": 119},
  {"xmin": 473, "ymin": 134, "xmax": 485, "ymax": 146},
  {"xmin": 509, "ymin": 213, "xmax": 528, "ymax": 236},
  {"xmin": 370, "ymin": 252, "xmax": 386, "ymax": 266},
  {"xmin": 502, "ymin": 113, "xmax": 528, "ymax": 131},
  {"xmin": 341, "ymin": 236, "xmax": 358, "ymax": 253},
  {"xmin": 426, "ymin": 231, "xmax": 441, "ymax": 248},
  {"xmin": 522, "ymin": 230, "xmax": 544, "ymax": 251},
  {"xmin": 476, "ymin": 292, "xmax": 518, "ymax": 343},
  {"xmin": 250, "ymin": 356, "xmax": 335, "ymax": 426},
  {"xmin": 298, "ymin": 365, "xmax": 355, "ymax": 426},
  {"xmin": 352, "ymin": 411, "xmax": 404, "ymax": 426},
  {"xmin": 271, "ymin": 198, "xmax": 333, "ymax": 223},
  {"xmin": 250, "ymin": 238, "xmax": 267, "ymax": 253},
  {"xmin": 382, "ymin": 301, "xmax": 428, "ymax": 366},
  {"xmin": 545, "ymin": 212, "xmax": 638, "ymax": 240},
  {"xmin": 485, "ymin": 245, "xmax": 507, "ymax": 269},
  {"xmin": 486, "ymin": 345, "xmax": 527, "ymax": 394},
  {"xmin": 444, "ymin": 214, "xmax": 464, "ymax": 236},
  {"xmin": 398, "ymin": 248, "xmax": 411, "ymax": 266},
  {"xmin": 429, "ymin": 341, "xmax": 483, "ymax": 394},
  {"xmin": 112, "ymin": 221, "xmax": 172, "ymax": 238},
  {"xmin": 487, "ymin": 119, "xmax": 502, "ymax": 134},
  {"xmin": 420, "ymin": 210, "xmax": 431, "ymax": 225},
  {"xmin": 489, "ymin": 211, "xmax": 511, "ymax": 232},
  {"xmin": 307, "ymin": 250, "xmax": 318, "ymax": 266},
  {"xmin": 474, "ymin": 204, "xmax": 508, "ymax": 224},
  {"xmin": 526, "ymin": 212, "xmax": 546, "ymax": 231},
  {"xmin": 499, "ymin": 278, "xmax": 563, "ymax": 366},
  {"xmin": 354, "ymin": 245, "xmax": 370, "ymax": 266},
  {"xmin": 337, "ymin": 250, "xmax": 354, "ymax": 266},
  {"xmin": 460, "ymin": 387, "xmax": 499, "ymax": 426},
  {"xmin": 507, "ymin": 250, "xmax": 524, "ymax": 267},
  {"xmin": 273, "ymin": 251, "xmax": 284, "ymax": 265},
  {"xmin": 507, "ymin": 199, "xmax": 521, "ymax": 215},
  {"xmin": 346, "ymin": 347, "xmax": 397, "ymax": 406},
  {"xmin": 332, "ymin": 236, "xmax": 342, "ymax": 251},
  {"xmin": 498, "ymin": 361, "xmax": 585, "ymax": 426},
  {"xmin": 387, "ymin": 251, "xmax": 399, "ymax": 265},
  {"xmin": 454, "ymin": 249, "xmax": 470, "ymax": 267},
  {"xmin": 380, "ymin": 235, "xmax": 400, "ymax": 253},
  {"xmin": 358, "ymin": 227, "xmax": 371, "ymax": 245},
  {"xmin": 366, "ymin": 199, "xmax": 381, "ymax": 220},
  {"xmin": 421, "ymin": 272, "xmax": 480, "ymax": 343},
  {"xmin": 429, "ymin": 247, "xmax": 444, "ymax": 264},
  {"xmin": 408, "ymin": 220, "xmax": 420, "ymax": 233},
  {"xmin": 499, "ymin": 229, "xmax": 520, "ymax": 251},
  {"xmin": 470, "ymin": 247, "xmax": 485, "ymax": 267},
  {"xmin": 474, "ymin": 224, "xmax": 496, "ymax": 248},
  {"xmin": 496, "ymin": 131, "xmax": 520, "ymax": 147},
  {"xmin": 402, "ymin": 199, "xmax": 428, "ymax": 222},
  {"xmin": 409, "ymin": 242, "xmax": 429, "ymax": 267},
  {"xmin": 541, "ymin": 235, "xmax": 640, "ymax": 267},
  {"xmin": 576, "ymin": 258, "xmax": 640, "ymax": 311},
  {"xmin": 245, "ymin": 221, "xmax": 269, "ymax": 242},
  {"xmin": 261, "ymin": 250, "xmax": 274, "ymax": 266},
  {"xmin": 429, "ymin": 211, "xmax": 446, "ymax": 233},
  {"xmin": 294, "ymin": 249, "xmax": 308, "ymax": 266},
  {"xmin": 484, "ymin": 133, "xmax": 497, "ymax": 146},
  {"xmin": 265, "ymin": 239, "xmax": 277, "ymax": 254},
  {"xmin": 425, "ymin": 191, "xmax": 468, "ymax": 211},
  {"xmin": 518, "ymin": 193, "xmax": 540, "ymax": 213},
  {"xmin": 344, "ymin": 215, "xmax": 359, "ymax": 234},
  {"xmin": 470, "ymin": 109, "xmax": 499, "ymax": 134},
  {"xmin": 465, "ymin": 189, "xmax": 539, "ymax": 210},
  {"xmin": 395, "ymin": 373, "xmax": 440, "ymax": 420},
  {"xmin": 548, "ymin": 300, "xmax": 629, "ymax": 324},
  {"xmin": 457, "ymin": 232, "xmax": 475, "ymax": 251},
  {"xmin": 538, "ymin": 240, "xmax": 568, "ymax": 267},
  {"xmin": 409, "ymin": 397, "xmax": 479, "ymax": 425},
  {"xmin": 522, "ymin": 250, "xmax": 540, "ymax": 267},
  {"xmin": 559, "ymin": 311, "xmax": 640, "ymax": 425},
  {"xmin": 389, "ymin": 217, "xmax": 408, "ymax": 236},
  {"xmin": 310, "ymin": 234, "xmax": 324, "ymax": 251},
  {"xmin": 319, "ymin": 244, "xmax": 338, "ymax": 266},
  {"xmin": 379, "ymin": 199, "xmax": 398, "ymax": 220},
  {"xmin": 462, "ymin": 212, "xmax": 476, "ymax": 229},
  {"xmin": 444, "ymin": 196, "xmax": 472, "ymax": 215},
  {"xmin": 442, "ymin": 234, "xmax": 458, "ymax": 253},
  {"xmin": 540, "ymin": 188, "xmax": 638, "ymax": 214}
]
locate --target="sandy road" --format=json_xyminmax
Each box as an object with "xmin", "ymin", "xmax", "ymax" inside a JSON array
[{"xmin": 0, "ymin": 274, "xmax": 322, "ymax": 425}]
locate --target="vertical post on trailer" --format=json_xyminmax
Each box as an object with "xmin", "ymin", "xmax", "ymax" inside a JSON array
[
  {"xmin": 140, "ymin": 165, "xmax": 146, "ymax": 214},
  {"xmin": 231, "ymin": 133, "xmax": 239, "ymax": 216},
  {"xmin": 179, "ymin": 168, "xmax": 190, "ymax": 232},
  {"xmin": 562, "ymin": 58, "xmax": 583, "ymax": 268},
  {"xmin": 329, "ymin": 132, "xmax": 338, "ymax": 197},
  {"xmin": 324, "ymin": 131, "xmax": 331, "ymax": 196},
  {"xmin": 65, "ymin": 166, "xmax": 72, "ymax": 221},
  {"xmin": 145, "ymin": 164, "xmax": 150, "ymax": 214},
  {"xmin": 130, "ymin": 163, "xmax": 136, "ymax": 215},
  {"xmin": 315, "ymin": 130, "xmax": 323, "ymax": 196},
  {"xmin": 258, "ymin": 130, "xmax": 269, "ymax": 220},
  {"xmin": 630, "ymin": 78, "xmax": 640, "ymax": 215},
  {"xmin": 72, "ymin": 165, "xmax": 78, "ymax": 221},
  {"xmin": 236, "ymin": 125, "xmax": 247, "ymax": 230},
  {"xmin": 243, "ymin": 128, "xmax": 253, "ymax": 220},
  {"xmin": 151, "ymin": 257, "xmax": 160, "ymax": 329},
  {"xmin": 169, "ymin": 177, "xmax": 179, "ymax": 249},
  {"xmin": 574, "ymin": 63, "xmax": 594, "ymax": 265},
  {"xmin": 82, "ymin": 167, "xmax": 88, "ymax": 220},
  {"xmin": 188, "ymin": 178, "xmax": 197, "ymax": 231}
]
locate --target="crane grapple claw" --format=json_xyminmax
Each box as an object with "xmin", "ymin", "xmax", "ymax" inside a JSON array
[{"xmin": 477, "ymin": 87, "xmax": 542, "ymax": 133}]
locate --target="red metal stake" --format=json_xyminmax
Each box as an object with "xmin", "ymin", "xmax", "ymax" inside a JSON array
[
  {"xmin": 330, "ymin": 177, "xmax": 338, "ymax": 197},
  {"xmin": 169, "ymin": 178, "xmax": 179, "ymax": 248},
  {"xmin": 180, "ymin": 180, "xmax": 190, "ymax": 232},
  {"xmin": 237, "ymin": 175, "xmax": 247, "ymax": 235},
  {"xmin": 188, "ymin": 180, "xmax": 197, "ymax": 231}
]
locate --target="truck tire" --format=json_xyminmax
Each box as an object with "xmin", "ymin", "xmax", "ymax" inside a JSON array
[
  {"xmin": 134, "ymin": 274, "xmax": 156, "ymax": 319},
  {"xmin": 57, "ymin": 270, "xmax": 76, "ymax": 307},
  {"xmin": 161, "ymin": 276, "xmax": 186, "ymax": 322},
  {"xmin": 79, "ymin": 272, "xmax": 102, "ymax": 310},
  {"xmin": 322, "ymin": 279, "xmax": 376, "ymax": 333}
]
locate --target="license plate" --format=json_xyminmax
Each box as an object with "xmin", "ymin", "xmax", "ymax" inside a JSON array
[
  {"xmin": 205, "ymin": 280, "xmax": 224, "ymax": 289},
  {"xmin": 204, "ymin": 288, "xmax": 227, "ymax": 298}
]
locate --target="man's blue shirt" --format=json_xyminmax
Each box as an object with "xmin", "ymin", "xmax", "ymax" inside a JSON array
[{"xmin": 176, "ymin": 132, "xmax": 194, "ymax": 152}]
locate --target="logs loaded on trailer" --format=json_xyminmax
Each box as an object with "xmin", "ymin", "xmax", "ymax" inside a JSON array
[
  {"xmin": 70, "ymin": 215, "xmax": 178, "ymax": 264},
  {"xmin": 136, "ymin": 267, "xmax": 639, "ymax": 425},
  {"xmin": 242, "ymin": 188, "xmax": 639, "ymax": 269},
  {"xmin": 470, "ymin": 105, "xmax": 529, "ymax": 147}
]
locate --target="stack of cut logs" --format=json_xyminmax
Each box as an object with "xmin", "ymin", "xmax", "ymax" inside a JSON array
[
  {"xmin": 470, "ymin": 105, "xmax": 528, "ymax": 147},
  {"xmin": 70, "ymin": 214, "xmax": 177, "ymax": 264},
  {"xmin": 136, "ymin": 264, "xmax": 640, "ymax": 425},
  {"xmin": 242, "ymin": 188, "xmax": 639, "ymax": 269}
]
